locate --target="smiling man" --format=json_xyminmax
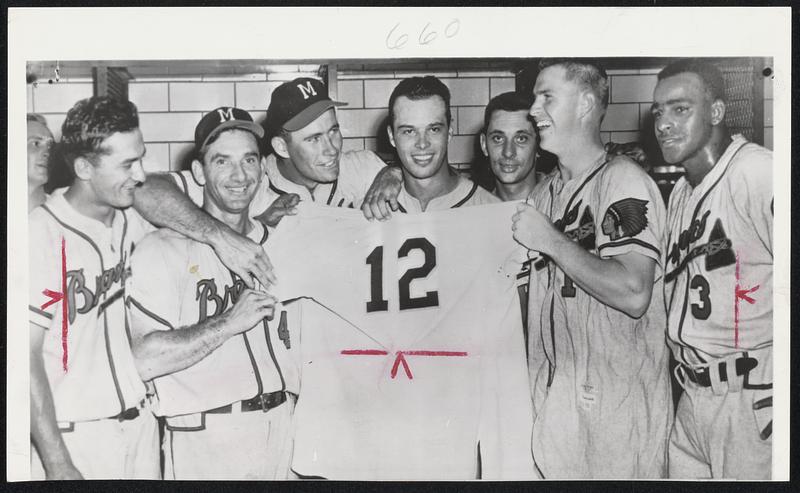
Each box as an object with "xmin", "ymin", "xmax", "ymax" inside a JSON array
[
  {"xmin": 387, "ymin": 76, "xmax": 497, "ymax": 213},
  {"xmin": 28, "ymin": 97, "xmax": 159, "ymax": 479},
  {"xmin": 653, "ymin": 59, "xmax": 773, "ymax": 480},
  {"xmin": 511, "ymin": 58, "xmax": 671, "ymax": 478},
  {"xmin": 127, "ymin": 107, "xmax": 293, "ymax": 480}
]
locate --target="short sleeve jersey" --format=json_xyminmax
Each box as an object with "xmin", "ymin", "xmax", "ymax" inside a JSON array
[
  {"xmin": 126, "ymin": 221, "xmax": 298, "ymax": 427},
  {"xmin": 664, "ymin": 135, "xmax": 773, "ymax": 365},
  {"xmin": 526, "ymin": 156, "xmax": 672, "ymax": 478},
  {"xmin": 28, "ymin": 189, "xmax": 153, "ymax": 423},
  {"xmin": 267, "ymin": 202, "xmax": 534, "ymax": 480}
]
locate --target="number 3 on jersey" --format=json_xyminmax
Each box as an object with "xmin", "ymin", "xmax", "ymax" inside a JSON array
[
  {"xmin": 366, "ymin": 237, "xmax": 439, "ymax": 312},
  {"xmin": 690, "ymin": 274, "xmax": 711, "ymax": 320}
]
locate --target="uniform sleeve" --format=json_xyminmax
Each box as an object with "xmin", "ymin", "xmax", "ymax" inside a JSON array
[
  {"xmin": 126, "ymin": 233, "xmax": 182, "ymax": 333},
  {"xmin": 351, "ymin": 150, "xmax": 387, "ymax": 207},
  {"xmin": 247, "ymin": 179, "xmax": 281, "ymax": 218},
  {"xmin": 742, "ymin": 146, "xmax": 773, "ymax": 256},
  {"xmin": 28, "ymin": 216, "xmax": 61, "ymax": 330},
  {"xmin": 124, "ymin": 206, "xmax": 156, "ymax": 241},
  {"xmin": 168, "ymin": 170, "xmax": 205, "ymax": 207},
  {"xmin": 594, "ymin": 157, "xmax": 665, "ymax": 264}
]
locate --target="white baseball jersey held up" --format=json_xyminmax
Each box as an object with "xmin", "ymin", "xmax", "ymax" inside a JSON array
[{"xmin": 268, "ymin": 201, "xmax": 534, "ymax": 480}]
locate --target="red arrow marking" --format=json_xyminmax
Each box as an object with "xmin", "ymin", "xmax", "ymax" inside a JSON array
[
  {"xmin": 734, "ymin": 252, "xmax": 760, "ymax": 349},
  {"xmin": 340, "ymin": 349, "xmax": 468, "ymax": 379},
  {"xmin": 40, "ymin": 237, "xmax": 69, "ymax": 372},
  {"xmin": 390, "ymin": 352, "xmax": 413, "ymax": 379},
  {"xmin": 40, "ymin": 289, "xmax": 63, "ymax": 311}
]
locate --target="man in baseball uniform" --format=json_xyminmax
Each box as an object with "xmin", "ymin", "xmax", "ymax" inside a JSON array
[
  {"xmin": 160, "ymin": 77, "xmax": 402, "ymax": 227},
  {"xmin": 27, "ymin": 113, "xmax": 54, "ymax": 212},
  {"xmin": 653, "ymin": 59, "xmax": 773, "ymax": 479},
  {"xmin": 386, "ymin": 76, "xmax": 498, "ymax": 213},
  {"xmin": 28, "ymin": 97, "xmax": 159, "ymax": 480},
  {"xmin": 511, "ymin": 58, "xmax": 672, "ymax": 478},
  {"xmin": 127, "ymin": 107, "xmax": 296, "ymax": 480}
]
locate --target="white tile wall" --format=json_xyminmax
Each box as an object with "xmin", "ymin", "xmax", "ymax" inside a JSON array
[
  {"xmin": 32, "ymin": 82, "xmax": 93, "ymax": 113},
  {"xmin": 169, "ymin": 82, "xmax": 235, "ymax": 111}
]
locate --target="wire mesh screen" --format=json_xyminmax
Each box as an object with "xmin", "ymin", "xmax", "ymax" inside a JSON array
[{"xmin": 722, "ymin": 61, "xmax": 757, "ymax": 142}]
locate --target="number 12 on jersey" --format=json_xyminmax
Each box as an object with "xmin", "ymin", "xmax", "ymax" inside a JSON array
[{"xmin": 366, "ymin": 237, "xmax": 439, "ymax": 312}]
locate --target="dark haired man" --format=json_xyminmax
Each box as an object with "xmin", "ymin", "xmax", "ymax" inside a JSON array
[
  {"xmin": 479, "ymin": 91, "xmax": 540, "ymax": 201},
  {"xmin": 127, "ymin": 108, "xmax": 292, "ymax": 479},
  {"xmin": 386, "ymin": 76, "xmax": 497, "ymax": 212},
  {"xmin": 28, "ymin": 97, "xmax": 160, "ymax": 479},
  {"xmin": 511, "ymin": 59, "xmax": 671, "ymax": 478},
  {"xmin": 653, "ymin": 58, "xmax": 773, "ymax": 479}
]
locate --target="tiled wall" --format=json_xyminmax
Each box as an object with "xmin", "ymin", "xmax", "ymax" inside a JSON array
[
  {"xmin": 336, "ymin": 68, "xmax": 515, "ymax": 172},
  {"xmin": 26, "ymin": 63, "xmax": 774, "ymax": 175}
]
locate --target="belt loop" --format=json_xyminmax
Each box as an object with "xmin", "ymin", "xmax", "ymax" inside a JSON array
[
  {"xmin": 673, "ymin": 363, "xmax": 689, "ymax": 391},
  {"xmin": 726, "ymin": 353, "xmax": 744, "ymax": 393},
  {"xmin": 708, "ymin": 362, "xmax": 726, "ymax": 396}
]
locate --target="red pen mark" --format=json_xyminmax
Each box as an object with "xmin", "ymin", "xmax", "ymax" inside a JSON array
[
  {"xmin": 734, "ymin": 252, "xmax": 760, "ymax": 348},
  {"xmin": 40, "ymin": 237, "xmax": 68, "ymax": 372},
  {"xmin": 340, "ymin": 349, "xmax": 468, "ymax": 380}
]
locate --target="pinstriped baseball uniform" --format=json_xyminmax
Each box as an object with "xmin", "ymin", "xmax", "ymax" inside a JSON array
[
  {"xmin": 28, "ymin": 188, "xmax": 159, "ymax": 479},
  {"xmin": 127, "ymin": 220, "xmax": 297, "ymax": 479},
  {"xmin": 526, "ymin": 156, "xmax": 672, "ymax": 478},
  {"xmin": 665, "ymin": 135, "xmax": 773, "ymax": 479}
]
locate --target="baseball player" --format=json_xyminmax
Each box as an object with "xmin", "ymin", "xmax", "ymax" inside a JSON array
[
  {"xmin": 161, "ymin": 77, "xmax": 402, "ymax": 228},
  {"xmin": 126, "ymin": 107, "xmax": 296, "ymax": 480},
  {"xmin": 511, "ymin": 58, "xmax": 672, "ymax": 478},
  {"xmin": 386, "ymin": 76, "xmax": 499, "ymax": 213},
  {"xmin": 28, "ymin": 97, "xmax": 159, "ymax": 479},
  {"xmin": 27, "ymin": 113, "xmax": 54, "ymax": 212},
  {"xmin": 478, "ymin": 92, "xmax": 540, "ymax": 202},
  {"xmin": 653, "ymin": 59, "xmax": 773, "ymax": 479}
]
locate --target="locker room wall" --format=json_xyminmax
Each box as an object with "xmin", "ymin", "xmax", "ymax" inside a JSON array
[{"xmin": 26, "ymin": 61, "xmax": 774, "ymax": 174}]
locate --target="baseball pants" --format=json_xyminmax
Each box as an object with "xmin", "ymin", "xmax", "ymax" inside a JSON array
[
  {"xmin": 164, "ymin": 396, "xmax": 294, "ymax": 480},
  {"xmin": 31, "ymin": 405, "xmax": 160, "ymax": 480},
  {"xmin": 669, "ymin": 347, "xmax": 772, "ymax": 479}
]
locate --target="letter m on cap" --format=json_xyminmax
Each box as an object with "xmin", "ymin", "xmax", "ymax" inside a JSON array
[
  {"xmin": 297, "ymin": 81, "xmax": 318, "ymax": 100},
  {"xmin": 216, "ymin": 107, "xmax": 235, "ymax": 122}
]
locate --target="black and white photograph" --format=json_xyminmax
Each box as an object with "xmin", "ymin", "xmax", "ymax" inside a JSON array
[{"xmin": 7, "ymin": 6, "xmax": 791, "ymax": 482}]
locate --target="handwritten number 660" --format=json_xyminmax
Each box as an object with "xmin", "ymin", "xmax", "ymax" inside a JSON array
[{"xmin": 386, "ymin": 20, "xmax": 460, "ymax": 50}]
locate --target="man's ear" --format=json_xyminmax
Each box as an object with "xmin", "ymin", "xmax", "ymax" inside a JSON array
[
  {"xmin": 447, "ymin": 123, "xmax": 453, "ymax": 143},
  {"xmin": 260, "ymin": 155, "xmax": 267, "ymax": 176},
  {"xmin": 578, "ymin": 90, "xmax": 596, "ymax": 121},
  {"xmin": 191, "ymin": 159, "xmax": 206, "ymax": 186},
  {"xmin": 479, "ymin": 133, "xmax": 489, "ymax": 157},
  {"xmin": 271, "ymin": 135, "xmax": 290, "ymax": 159},
  {"xmin": 710, "ymin": 99, "xmax": 727, "ymax": 126},
  {"xmin": 73, "ymin": 156, "xmax": 94, "ymax": 181},
  {"xmin": 387, "ymin": 125, "xmax": 396, "ymax": 149}
]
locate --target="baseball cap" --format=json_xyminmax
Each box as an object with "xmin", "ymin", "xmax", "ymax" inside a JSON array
[
  {"xmin": 264, "ymin": 77, "xmax": 347, "ymax": 138},
  {"xmin": 194, "ymin": 106, "xmax": 264, "ymax": 151}
]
